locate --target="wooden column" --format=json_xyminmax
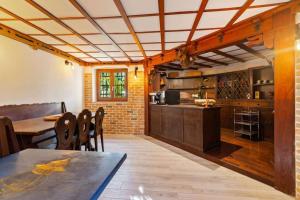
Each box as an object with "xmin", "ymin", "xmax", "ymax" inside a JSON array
[
  {"xmin": 144, "ymin": 61, "xmax": 150, "ymax": 135},
  {"xmin": 274, "ymin": 8, "xmax": 296, "ymax": 195}
]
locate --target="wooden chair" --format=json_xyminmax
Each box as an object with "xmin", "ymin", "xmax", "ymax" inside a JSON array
[
  {"xmin": 55, "ymin": 112, "xmax": 76, "ymax": 150},
  {"xmin": 0, "ymin": 117, "xmax": 20, "ymax": 157},
  {"xmin": 76, "ymin": 109, "xmax": 92, "ymax": 151},
  {"xmin": 91, "ymin": 107, "xmax": 105, "ymax": 152}
]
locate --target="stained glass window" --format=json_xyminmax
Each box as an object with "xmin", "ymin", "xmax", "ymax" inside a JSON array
[{"xmin": 97, "ymin": 69, "xmax": 128, "ymax": 101}]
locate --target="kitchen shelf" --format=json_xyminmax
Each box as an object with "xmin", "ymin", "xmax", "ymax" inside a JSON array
[
  {"xmin": 234, "ymin": 129, "xmax": 259, "ymax": 136},
  {"xmin": 235, "ymin": 121, "xmax": 259, "ymax": 126},
  {"xmin": 234, "ymin": 109, "xmax": 260, "ymax": 140},
  {"xmin": 253, "ymin": 83, "xmax": 274, "ymax": 86},
  {"xmin": 167, "ymin": 76, "xmax": 201, "ymax": 79}
]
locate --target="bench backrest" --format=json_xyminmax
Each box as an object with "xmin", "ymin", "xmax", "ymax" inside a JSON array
[{"xmin": 0, "ymin": 102, "xmax": 66, "ymax": 121}]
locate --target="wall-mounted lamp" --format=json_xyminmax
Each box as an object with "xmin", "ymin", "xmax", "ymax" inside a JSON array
[
  {"xmin": 65, "ymin": 60, "xmax": 74, "ymax": 70},
  {"xmin": 134, "ymin": 66, "xmax": 138, "ymax": 79}
]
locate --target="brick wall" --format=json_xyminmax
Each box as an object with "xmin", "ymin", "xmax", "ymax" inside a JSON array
[{"xmin": 84, "ymin": 67, "xmax": 145, "ymax": 135}]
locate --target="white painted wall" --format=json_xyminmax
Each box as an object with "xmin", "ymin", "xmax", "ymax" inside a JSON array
[{"xmin": 0, "ymin": 35, "xmax": 84, "ymax": 112}]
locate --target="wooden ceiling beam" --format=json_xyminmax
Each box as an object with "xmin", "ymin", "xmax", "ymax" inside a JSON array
[
  {"xmin": 69, "ymin": 0, "xmax": 132, "ymax": 61},
  {"xmin": 213, "ymin": 50, "xmax": 245, "ymax": 62},
  {"xmin": 158, "ymin": 0, "xmax": 165, "ymax": 53},
  {"xmin": 237, "ymin": 44, "xmax": 268, "ymax": 60},
  {"xmin": 156, "ymin": 65, "xmax": 183, "ymax": 71},
  {"xmin": 0, "ymin": 6, "xmax": 93, "ymax": 61},
  {"xmin": 226, "ymin": 0, "xmax": 254, "ymax": 28},
  {"xmin": 113, "ymin": 0, "xmax": 146, "ymax": 59},
  {"xmin": 25, "ymin": 0, "xmax": 115, "ymax": 62},
  {"xmin": 193, "ymin": 62, "xmax": 213, "ymax": 68},
  {"xmin": 186, "ymin": 0, "xmax": 209, "ymax": 43},
  {"xmin": 197, "ymin": 55, "xmax": 228, "ymax": 66}
]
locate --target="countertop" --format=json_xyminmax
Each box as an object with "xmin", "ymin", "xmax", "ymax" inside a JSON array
[{"xmin": 150, "ymin": 104, "xmax": 220, "ymax": 110}]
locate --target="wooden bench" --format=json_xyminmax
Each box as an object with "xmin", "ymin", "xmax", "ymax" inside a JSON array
[{"xmin": 0, "ymin": 102, "xmax": 66, "ymax": 147}]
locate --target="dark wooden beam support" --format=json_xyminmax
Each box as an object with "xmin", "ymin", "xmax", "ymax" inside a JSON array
[
  {"xmin": 197, "ymin": 55, "xmax": 228, "ymax": 66},
  {"xmin": 157, "ymin": 65, "xmax": 184, "ymax": 71},
  {"xmin": 237, "ymin": 43, "xmax": 269, "ymax": 60},
  {"xmin": 193, "ymin": 62, "xmax": 213, "ymax": 68},
  {"xmin": 187, "ymin": 0, "xmax": 208, "ymax": 43},
  {"xmin": 68, "ymin": 0, "xmax": 132, "ymax": 61},
  {"xmin": 113, "ymin": 0, "xmax": 146, "ymax": 59},
  {"xmin": 213, "ymin": 50, "xmax": 245, "ymax": 62},
  {"xmin": 158, "ymin": 0, "xmax": 165, "ymax": 53}
]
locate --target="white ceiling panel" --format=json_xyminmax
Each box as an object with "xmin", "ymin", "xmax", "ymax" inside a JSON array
[
  {"xmin": 0, "ymin": 20, "xmax": 43, "ymax": 34},
  {"xmin": 96, "ymin": 18, "xmax": 129, "ymax": 33},
  {"xmin": 192, "ymin": 29, "xmax": 218, "ymax": 40},
  {"xmin": 227, "ymin": 49, "xmax": 248, "ymax": 56},
  {"xmin": 165, "ymin": 0, "xmax": 201, "ymax": 12},
  {"xmin": 77, "ymin": 0, "xmax": 121, "ymax": 17},
  {"xmin": 251, "ymin": 0, "xmax": 290, "ymax": 6},
  {"xmin": 107, "ymin": 51, "xmax": 125, "ymax": 57},
  {"xmin": 206, "ymin": 0, "xmax": 247, "ymax": 9},
  {"xmin": 75, "ymin": 45, "xmax": 98, "ymax": 51},
  {"xmin": 57, "ymin": 35, "xmax": 87, "ymax": 44},
  {"xmin": 130, "ymin": 16, "xmax": 160, "ymax": 32},
  {"xmin": 97, "ymin": 57, "xmax": 113, "ymax": 62},
  {"xmin": 137, "ymin": 33, "xmax": 161, "ymax": 43},
  {"xmin": 142, "ymin": 43, "xmax": 161, "ymax": 50},
  {"xmin": 69, "ymin": 52, "xmax": 87, "ymax": 58},
  {"xmin": 166, "ymin": 31, "xmax": 189, "ymax": 42},
  {"xmin": 0, "ymin": 0, "xmax": 49, "ymax": 19},
  {"xmin": 165, "ymin": 14, "xmax": 196, "ymax": 30},
  {"xmin": 81, "ymin": 57, "xmax": 98, "ymax": 62},
  {"xmin": 110, "ymin": 34, "xmax": 135, "ymax": 43},
  {"xmin": 96, "ymin": 44, "xmax": 119, "ymax": 51},
  {"xmin": 201, "ymin": 52, "xmax": 217, "ymax": 57},
  {"xmin": 235, "ymin": 6, "xmax": 276, "ymax": 23},
  {"xmin": 88, "ymin": 52, "xmax": 107, "ymax": 57},
  {"xmin": 33, "ymin": 0, "xmax": 83, "ymax": 17},
  {"xmin": 31, "ymin": 20, "xmax": 72, "ymax": 34},
  {"xmin": 220, "ymin": 45, "xmax": 240, "ymax": 52},
  {"xmin": 130, "ymin": 56, "xmax": 144, "ymax": 61},
  {"xmin": 53, "ymin": 45, "xmax": 79, "ymax": 52},
  {"xmin": 198, "ymin": 10, "xmax": 238, "ymax": 28},
  {"xmin": 63, "ymin": 19, "xmax": 99, "ymax": 34},
  {"xmin": 0, "ymin": 11, "xmax": 13, "ymax": 19},
  {"xmin": 119, "ymin": 44, "xmax": 139, "ymax": 51},
  {"xmin": 32, "ymin": 35, "xmax": 65, "ymax": 44},
  {"xmin": 121, "ymin": 0, "xmax": 158, "ymax": 15},
  {"xmin": 126, "ymin": 52, "xmax": 143, "ymax": 57},
  {"xmin": 114, "ymin": 57, "xmax": 130, "ymax": 61},
  {"xmin": 83, "ymin": 34, "xmax": 111, "ymax": 44},
  {"xmin": 165, "ymin": 42, "xmax": 184, "ymax": 50},
  {"xmin": 146, "ymin": 51, "xmax": 160, "ymax": 56}
]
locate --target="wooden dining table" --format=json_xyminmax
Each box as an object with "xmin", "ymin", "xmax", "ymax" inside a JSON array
[
  {"xmin": 0, "ymin": 149, "xmax": 126, "ymax": 200},
  {"xmin": 13, "ymin": 113, "xmax": 95, "ymax": 148}
]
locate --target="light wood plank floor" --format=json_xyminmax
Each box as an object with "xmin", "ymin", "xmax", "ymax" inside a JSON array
[{"xmin": 99, "ymin": 134, "xmax": 292, "ymax": 200}]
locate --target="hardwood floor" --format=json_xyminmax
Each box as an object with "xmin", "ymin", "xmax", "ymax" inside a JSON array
[
  {"xmin": 206, "ymin": 128, "xmax": 274, "ymax": 186},
  {"xmin": 99, "ymin": 134, "xmax": 290, "ymax": 200}
]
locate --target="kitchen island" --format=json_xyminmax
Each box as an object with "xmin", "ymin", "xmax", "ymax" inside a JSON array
[{"xmin": 149, "ymin": 104, "xmax": 221, "ymax": 152}]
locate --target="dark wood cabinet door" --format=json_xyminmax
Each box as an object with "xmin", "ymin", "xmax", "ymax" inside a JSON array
[
  {"xmin": 220, "ymin": 106, "xmax": 233, "ymax": 129},
  {"xmin": 150, "ymin": 106, "xmax": 161, "ymax": 136},
  {"xmin": 161, "ymin": 107, "xmax": 183, "ymax": 143},
  {"xmin": 183, "ymin": 109, "xmax": 203, "ymax": 150}
]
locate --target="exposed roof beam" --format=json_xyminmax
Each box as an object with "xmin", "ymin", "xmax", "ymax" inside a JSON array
[
  {"xmin": 197, "ymin": 55, "xmax": 228, "ymax": 66},
  {"xmin": 237, "ymin": 44, "xmax": 268, "ymax": 60},
  {"xmin": 25, "ymin": 0, "xmax": 115, "ymax": 62},
  {"xmin": 0, "ymin": 6, "xmax": 92, "ymax": 61},
  {"xmin": 213, "ymin": 50, "xmax": 245, "ymax": 62},
  {"xmin": 158, "ymin": 0, "xmax": 165, "ymax": 53},
  {"xmin": 193, "ymin": 62, "xmax": 213, "ymax": 68},
  {"xmin": 68, "ymin": 0, "xmax": 132, "ymax": 61},
  {"xmin": 113, "ymin": 0, "xmax": 146, "ymax": 59},
  {"xmin": 157, "ymin": 65, "xmax": 184, "ymax": 71},
  {"xmin": 186, "ymin": 0, "xmax": 209, "ymax": 43},
  {"xmin": 168, "ymin": 63, "xmax": 181, "ymax": 68},
  {"xmin": 226, "ymin": 0, "xmax": 255, "ymax": 28}
]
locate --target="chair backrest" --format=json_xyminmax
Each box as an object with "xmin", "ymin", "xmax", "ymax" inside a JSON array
[
  {"xmin": 55, "ymin": 112, "xmax": 76, "ymax": 150},
  {"xmin": 0, "ymin": 117, "xmax": 20, "ymax": 157},
  {"xmin": 95, "ymin": 107, "xmax": 105, "ymax": 136},
  {"xmin": 77, "ymin": 109, "xmax": 92, "ymax": 144},
  {"xmin": 0, "ymin": 102, "xmax": 66, "ymax": 121}
]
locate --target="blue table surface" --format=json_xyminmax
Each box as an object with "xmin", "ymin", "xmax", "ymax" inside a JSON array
[{"xmin": 0, "ymin": 149, "xmax": 126, "ymax": 200}]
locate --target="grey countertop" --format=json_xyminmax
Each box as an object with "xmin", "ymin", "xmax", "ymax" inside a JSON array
[{"xmin": 150, "ymin": 104, "xmax": 220, "ymax": 109}]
